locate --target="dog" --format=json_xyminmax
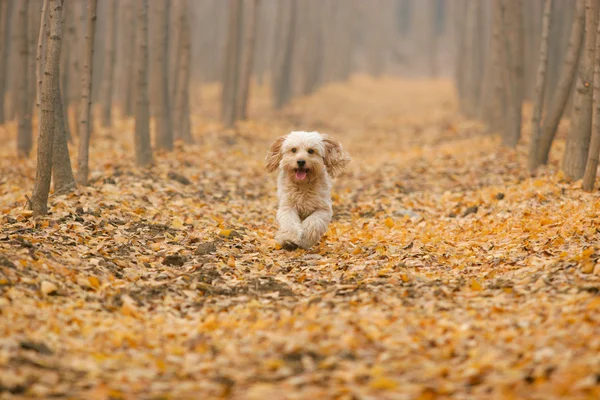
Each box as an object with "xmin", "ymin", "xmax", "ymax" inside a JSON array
[{"xmin": 266, "ymin": 131, "xmax": 350, "ymax": 250}]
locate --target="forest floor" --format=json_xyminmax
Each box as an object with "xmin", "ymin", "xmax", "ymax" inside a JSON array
[{"xmin": 1, "ymin": 77, "xmax": 600, "ymax": 400}]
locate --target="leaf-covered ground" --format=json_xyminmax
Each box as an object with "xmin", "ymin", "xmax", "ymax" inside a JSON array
[{"xmin": 1, "ymin": 78, "xmax": 600, "ymax": 399}]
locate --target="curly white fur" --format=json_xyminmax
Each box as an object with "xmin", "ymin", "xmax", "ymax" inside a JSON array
[{"xmin": 266, "ymin": 131, "xmax": 350, "ymax": 250}]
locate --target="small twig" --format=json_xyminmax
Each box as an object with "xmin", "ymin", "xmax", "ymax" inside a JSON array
[
  {"xmin": 50, "ymin": 181, "xmax": 77, "ymax": 198},
  {"xmin": 24, "ymin": 195, "xmax": 33, "ymax": 210}
]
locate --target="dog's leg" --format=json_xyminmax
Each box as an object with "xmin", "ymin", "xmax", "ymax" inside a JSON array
[
  {"xmin": 275, "ymin": 207, "xmax": 303, "ymax": 250},
  {"xmin": 299, "ymin": 209, "xmax": 332, "ymax": 249}
]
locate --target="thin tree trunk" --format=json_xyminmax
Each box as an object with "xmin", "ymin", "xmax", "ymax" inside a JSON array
[
  {"xmin": 123, "ymin": 0, "xmax": 136, "ymax": 117},
  {"xmin": 537, "ymin": 0, "xmax": 586, "ymax": 166},
  {"xmin": 582, "ymin": 10, "xmax": 600, "ymax": 190},
  {"xmin": 563, "ymin": 0, "xmax": 600, "ymax": 180},
  {"xmin": 221, "ymin": 0, "xmax": 243, "ymax": 127},
  {"xmin": 500, "ymin": 0, "xmax": 525, "ymax": 148},
  {"xmin": 36, "ymin": 0, "xmax": 50, "ymax": 139},
  {"xmin": 16, "ymin": 0, "xmax": 31, "ymax": 157},
  {"xmin": 173, "ymin": 0, "xmax": 191, "ymax": 143},
  {"xmin": 31, "ymin": 0, "xmax": 65, "ymax": 216},
  {"xmin": 236, "ymin": 0, "xmax": 260, "ymax": 121},
  {"xmin": 134, "ymin": 0, "xmax": 152, "ymax": 166},
  {"xmin": 52, "ymin": 65, "xmax": 75, "ymax": 194},
  {"xmin": 151, "ymin": 0, "xmax": 172, "ymax": 151},
  {"xmin": 76, "ymin": 0, "xmax": 98, "ymax": 186},
  {"xmin": 302, "ymin": 0, "xmax": 324, "ymax": 95},
  {"xmin": 100, "ymin": 0, "xmax": 117, "ymax": 128},
  {"xmin": 0, "ymin": 0, "xmax": 12, "ymax": 124},
  {"xmin": 59, "ymin": 2, "xmax": 72, "ymax": 142},
  {"xmin": 528, "ymin": 0, "xmax": 553, "ymax": 172}
]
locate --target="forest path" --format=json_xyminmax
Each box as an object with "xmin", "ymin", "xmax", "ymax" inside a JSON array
[{"xmin": 1, "ymin": 78, "xmax": 599, "ymax": 399}]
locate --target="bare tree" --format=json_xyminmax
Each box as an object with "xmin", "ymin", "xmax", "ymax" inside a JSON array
[
  {"xmin": 563, "ymin": 0, "xmax": 600, "ymax": 180},
  {"xmin": 528, "ymin": 0, "xmax": 553, "ymax": 172},
  {"xmin": 236, "ymin": 0, "xmax": 260, "ymax": 121},
  {"xmin": 134, "ymin": 0, "xmax": 152, "ymax": 166},
  {"xmin": 122, "ymin": 0, "xmax": 137, "ymax": 118},
  {"xmin": 221, "ymin": 0, "xmax": 243, "ymax": 127},
  {"xmin": 16, "ymin": 0, "xmax": 31, "ymax": 157},
  {"xmin": 76, "ymin": 0, "xmax": 98, "ymax": 186},
  {"xmin": 0, "ymin": 0, "xmax": 12, "ymax": 124},
  {"xmin": 100, "ymin": 0, "xmax": 117, "ymax": 128},
  {"xmin": 583, "ymin": 10, "xmax": 600, "ymax": 191},
  {"xmin": 500, "ymin": 0, "xmax": 525, "ymax": 148},
  {"xmin": 151, "ymin": 0, "xmax": 172, "ymax": 151},
  {"xmin": 31, "ymin": 0, "xmax": 65, "ymax": 216},
  {"xmin": 173, "ymin": 0, "xmax": 191, "ymax": 142},
  {"xmin": 536, "ymin": 0, "xmax": 586, "ymax": 166},
  {"xmin": 35, "ymin": 0, "xmax": 50, "ymax": 138},
  {"xmin": 52, "ymin": 63, "xmax": 75, "ymax": 194}
]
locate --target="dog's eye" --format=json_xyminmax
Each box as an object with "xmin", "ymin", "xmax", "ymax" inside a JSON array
[
  {"xmin": 308, "ymin": 149, "xmax": 314, "ymax": 155},
  {"xmin": 291, "ymin": 148, "xmax": 297, "ymax": 153}
]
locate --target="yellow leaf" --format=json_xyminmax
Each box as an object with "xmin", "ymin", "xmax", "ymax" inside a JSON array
[
  {"xmin": 172, "ymin": 217, "xmax": 185, "ymax": 229},
  {"xmin": 20, "ymin": 210, "xmax": 33, "ymax": 217},
  {"xmin": 88, "ymin": 276, "xmax": 100, "ymax": 289},
  {"xmin": 587, "ymin": 297, "xmax": 600, "ymax": 310},
  {"xmin": 370, "ymin": 376, "xmax": 398, "ymax": 390},
  {"xmin": 400, "ymin": 273, "xmax": 410, "ymax": 282},
  {"xmin": 384, "ymin": 218, "xmax": 395, "ymax": 228},
  {"xmin": 40, "ymin": 281, "xmax": 58, "ymax": 296},
  {"xmin": 220, "ymin": 229, "xmax": 233, "ymax": 238},
  {"xmin": 227, "ymin": 256, "xmax": 236, "ymax": 267},
  {"xmin": 470, "ymin": 279, "xmax": 482, "ymax": 291}
]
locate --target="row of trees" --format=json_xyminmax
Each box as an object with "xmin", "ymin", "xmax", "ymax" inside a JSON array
[{"xmin": 455, "ymin": 0, "xmax": 600, "ymax": 191}]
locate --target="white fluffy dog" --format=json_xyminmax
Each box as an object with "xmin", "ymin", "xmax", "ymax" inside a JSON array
[{"xmin": 266, "ymin": 131, "xmax": 350, "ymax": 250}]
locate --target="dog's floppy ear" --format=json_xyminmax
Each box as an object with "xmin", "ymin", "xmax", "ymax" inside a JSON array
[
  {"xmin": 265, "ymin": 136, "xmax": 286, "ymax": 172},
  {"xmin": 322, "ymin": 134, "xmax": 351, "ymax": 177}
]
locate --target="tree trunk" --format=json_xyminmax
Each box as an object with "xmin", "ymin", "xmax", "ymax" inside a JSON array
[
  {"xmin": 528, "ymin": 0, "xmax": 553, "ymax": 172},
  {"xmin": 16, "ymin": 0, "xmax": 31, "ymax": 157},
  {"xmin": 236, "ymin": 0, "xmax": 260, "ymax": 121},
  {"xmin": 173, "ymin": 0, "xmax": 191, "ymax": 143},
  {"xmin": 537, "ymin": 0, "xmax": 586, "ymax": 166},
  {"xmin": 36, "ymin": 0, "xmax": 50, "ymax": 139},
  {"xmin": 52, "ymin": 65, "xmax": 75, "ymax": 194},
  {"xmin": 301, "ymin": 0, "xmax": 324, "ymax": 96},
  {"xmin": 582, "ymin": 9, "xmax": 600, "ymax": 190},
  {"xmin": 273, "ymin": 0, "xmax": 297, "ymax": 109},
  {"xmin": 134, "ymin": 0, "xmax": 152, "ymax": 166},
  {"xmin": 123, "ymin": 0, "xmax": 137, "ymax": 118},
  {"xmin": 59, "ymin": 2, "xmax": 72, "ymax": 142},
  {"xmin": 0, "ymin": 0, "xmax": 12, "ymax": 124},
  {"xmin": 500, "ymin": 0, "xmax": 525, "ymax": 148},
  {"xmin": 76, "ymin": 0, "xmax": 98, "ymax": 186},
  {"xmin": 100, "ymin": 0, "xmax": 117, "ymax": 128},
  {"xmin": 221, "ymin": 0, "xmax": 243, "ymax": 127},
  {"xmin": 563, "ymin": 0, "xmax": 600, "ymax": 180},
  {"xmin": 31, "ymin": 0, "xmax": 65, "ymax": 216},
  {"xmin": 151, "ymin": 0, "xmax": 172, "ymax": 151}
]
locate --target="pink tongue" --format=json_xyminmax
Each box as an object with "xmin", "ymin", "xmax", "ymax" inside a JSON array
[{"xmin": 295, "ymin": 170, "xmax": 307, "ymax": 180}]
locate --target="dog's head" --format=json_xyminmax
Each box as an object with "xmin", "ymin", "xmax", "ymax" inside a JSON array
[{"xmin": 266, "ymin": 131, "xmax": 350, "ymax": 182}]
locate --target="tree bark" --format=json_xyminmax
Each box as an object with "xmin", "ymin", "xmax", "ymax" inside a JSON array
[
  {"xmin": 134, "ymin": 0, "xmax": 152, "ymax": 166},
  {"xmin": 236, "ymin": 0, "xmax": 260, "ymax": 121},
  {"xmin": 221, "ymin": 0, "xmax": 243, "ymax": 127},
  {"xmin": 151, "ymin": 0, "xmax": 172, "ymax": 151},
  {"xmin": 582, "ymin": 8, "xmax": 600, "ymax": 190},
  {"xmin": 31, "ymin": 0, "xmax": 65, "ymax": 216},
  {"xmin": 16, "ymin": 0, "xmax": 31, "ymax": 157},
  {"xmin": 0, "ymin": 0, "xmax": 12, "ymax": 124},
  {"xmin": 123, "ymin": 0, "xmax": 137, "ymax": 117},
  {"xmin": 563, "ymin": 0, "xmax": 600, "ymax": 180},
  {"xmin": 173, "ymin": 0, "xmax": 191, "ymax": 143},
  {"xmin": 36, "ymin": 0, "xmax": 50, "ymax": 139},
  {"xmin": 528, "ymin": 0, "xmax": 553, "ymax": 172},
  {"xmin": 52, "ymin": 64, "xmax": 75, "ymax": 194},
  {"xmin": 100, "ymin": 0, "xmax": 117, "ymax": 128},
  {"xmin": 500, "ymin": 0, "xmax": 525, "ymax": 148},
  {"xmin": 537, "ymin": 0, "xmax": 586, "ymax": 166},
  {"xmin": 76, "ymin": 0, "xmax": 98, "ymax": 186}
]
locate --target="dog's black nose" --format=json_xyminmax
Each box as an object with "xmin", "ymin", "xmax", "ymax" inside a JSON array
[{"xmin": 297, "ymin": 160, "xmax": 306, "ymax": 167}]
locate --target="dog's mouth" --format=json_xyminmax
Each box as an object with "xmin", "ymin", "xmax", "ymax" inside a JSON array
[{"xmin": 294, "ymin": 168, "xmax": 309, "ymax": 181}]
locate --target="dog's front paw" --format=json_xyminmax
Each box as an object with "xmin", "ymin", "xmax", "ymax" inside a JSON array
[{"xmin": 275, "ymin": 228, "xmax": 302, "ymax": 251}]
